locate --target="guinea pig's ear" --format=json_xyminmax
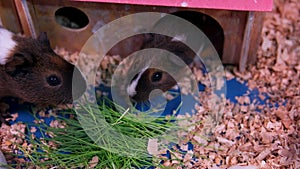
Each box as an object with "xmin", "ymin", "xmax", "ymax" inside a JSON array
[
  {"xmin": 37, "ymin": 32, "xmax": 51, "ymax": 47},
  {"xmin": 4, "ymin": 53, "xmax": 34, "ymax": 77}
]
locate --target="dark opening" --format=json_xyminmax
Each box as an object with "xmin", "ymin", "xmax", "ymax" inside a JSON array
[
  {"xmin": 171, "ymin": 11, "xmax": 224, "ymax": 59},
  {"xmin": 55, "ymin": 7, "xmax": 89, "ymax": 29}
]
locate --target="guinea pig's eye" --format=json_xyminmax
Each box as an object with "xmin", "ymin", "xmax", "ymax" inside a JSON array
[
  {"xmin": 151, "ymin": 71, "xmax": 163, "ymax": 82},
  {"xmin": 46, "ymin": 75, "xmax": 62, "ymax": 86}
]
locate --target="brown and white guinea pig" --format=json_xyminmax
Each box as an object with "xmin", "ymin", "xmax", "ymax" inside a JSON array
[
  {"xmin": 126, "ymin": 33, "xmax": 197, "ymax": 102},
  {"xmin": 104, "ymin": 32, "xmax": 195, "ymax": 102},
  {"xmin": 125, "ymin": 12, "xmax": 220, "ymax": 103},
  {"xmin": 0, "ymin": 27, "xmax": 86, "ymax": 107}
]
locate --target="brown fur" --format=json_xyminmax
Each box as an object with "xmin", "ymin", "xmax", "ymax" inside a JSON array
[
  {"xmin": 0, "ymin": 30, "xmax": 85, "ymax": 107},
  {"xmin": 130, "ymin": 34, "xmax": 196, "ymax": 102},
  {"xmin": 130, "ymin": 68, "xmax": 177, "ymax": 102},
  {"xmin": 128, "ymin": 12, "xmax": 222, "ymax": 102}
]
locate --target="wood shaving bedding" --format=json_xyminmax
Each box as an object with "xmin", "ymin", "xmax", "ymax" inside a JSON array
[{"xmin": 0, "ymin": 0, "xmax": 299, "ymax": 168}]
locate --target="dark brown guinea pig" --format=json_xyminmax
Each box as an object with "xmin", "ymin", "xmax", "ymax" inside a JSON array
[{"xmin": 0, "ymin": 27, "xmax": 86, "ymax": 107}]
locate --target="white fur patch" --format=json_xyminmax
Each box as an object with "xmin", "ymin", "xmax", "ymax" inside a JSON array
[
  {"xmin": 127, "ymin": 67, "xmax": 148, "ymax": 97},
  {"xmin": 0, "ymin": 28, "xmax": 16, "ymax": 65},
  {"xmin": 171, "ymin": 34, "xmax": 187, "ymax": 42}
]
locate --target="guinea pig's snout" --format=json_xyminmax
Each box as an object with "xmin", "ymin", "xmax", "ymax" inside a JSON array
[{"xmin": 71, "ymin": 67, "xmax": 87, "ymax": 101}]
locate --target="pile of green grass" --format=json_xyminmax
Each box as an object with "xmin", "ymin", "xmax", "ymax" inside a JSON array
[{"xmin": 13, "ymin": 100, "xmax": 188, "ymax": 168}]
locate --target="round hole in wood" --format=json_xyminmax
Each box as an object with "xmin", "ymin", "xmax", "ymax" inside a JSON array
[{"xmin": 55, "ymin": 7, "xmax": 89, "ymax": 30}]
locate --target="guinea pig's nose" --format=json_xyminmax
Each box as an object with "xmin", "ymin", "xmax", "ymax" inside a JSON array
[{"xmin": 72, "ymin": 67, "xmax": 87, "ymax": 101}]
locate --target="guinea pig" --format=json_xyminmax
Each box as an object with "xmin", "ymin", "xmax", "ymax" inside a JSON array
[
  {"xmin": 126, "ymin": 11, "xmax": 223, "ymax": 103},
  {"xmin": 0, "ymin": 27, "xmax": 86, "ymax": 110},
  {"xmin": 126, "ymin": 33, "xmax": 197, "ymax": 102}
]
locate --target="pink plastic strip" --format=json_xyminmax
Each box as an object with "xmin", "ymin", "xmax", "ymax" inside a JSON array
[{"xmin": 73, "ymin": 0, "xmax": 273, "ymax": 11}]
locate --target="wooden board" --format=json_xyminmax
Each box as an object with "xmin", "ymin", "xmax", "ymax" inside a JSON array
[{"xmin": 0, "ymin": 0, "xmax": 22, "ymax": 33}]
